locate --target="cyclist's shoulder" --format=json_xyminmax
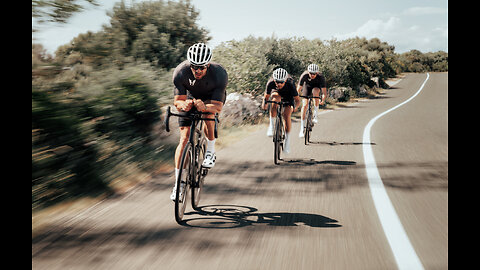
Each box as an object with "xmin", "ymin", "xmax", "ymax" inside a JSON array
[
  {"xmin": 299, "ymin": 70, "xmax": 309, "ymax": 78},
  {"xmin": 206, "ymin": 62, "xmax": 228, "ymax": 86},
  {"xmin": 208, "ymin": 61, "xmax": 228, "ymax": 77},
  {"xmin": 286, "ymin": 75, "xmax": 296, "ymax": 85},
  {"xmin": 266, "ymin": 77, "xmax": 275, "ymax": 85}
]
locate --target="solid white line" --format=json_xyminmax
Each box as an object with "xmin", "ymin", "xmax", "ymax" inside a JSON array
[{"xmin": 362, "ymin": 73, "xmax": 429, "ymax": 270}]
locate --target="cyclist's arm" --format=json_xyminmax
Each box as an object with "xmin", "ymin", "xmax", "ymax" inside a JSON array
[
  {"xmin": 297, "ymin": 85, "xmax": 303, "ymax": 96},
  {"xmin": 174, "ymin": 95, "xmax": 194, "ymax": 112},
  {"xmin": 321, "ymin": 87, "xmax": 327, "ymax": 105},
  {"xmin": 293, "ymin": 96, "xmax": 301, "ymax": 112},
  {"xmin": 262, "ymin": 93, "xmax": 270, "ymax": 110},
  {"xmin": 297, "ymin": 74, "xmax": 307, "ymax": 95},
  {"xmin": 194, "ymin": 99, "xmax": 223, "ymax": 114}
]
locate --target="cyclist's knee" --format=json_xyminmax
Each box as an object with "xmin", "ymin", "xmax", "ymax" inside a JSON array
[{"xmin": 179, "ymin": 127, "xmax": 190, "ymax": 143}]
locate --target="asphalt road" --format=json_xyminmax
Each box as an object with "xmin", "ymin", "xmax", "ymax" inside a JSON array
[{"xmin": 32, "ymin": 73, "xmax": 448, "ymax": 270}]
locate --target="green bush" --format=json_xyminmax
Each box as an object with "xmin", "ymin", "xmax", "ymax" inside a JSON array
[{"xmin": 32, "ymin": 89, "xmax": 107, "ymax": 209}]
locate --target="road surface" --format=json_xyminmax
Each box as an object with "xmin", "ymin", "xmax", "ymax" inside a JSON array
[{"xmin": 32, "ymin": 73, "xmax": 448, "ymax": 269}]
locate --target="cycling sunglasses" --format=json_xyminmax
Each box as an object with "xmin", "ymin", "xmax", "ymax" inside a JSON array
[
  {"xmin": 274, "ymin": 80, "xmax": 285, "ymax": 84},
  {"xmin": 190, "ymin": 64, "xmax": 208, "ymax": 70}
]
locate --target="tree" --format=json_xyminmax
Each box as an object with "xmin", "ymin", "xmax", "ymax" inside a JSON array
[{"xmin": 32, "ymin": 0, "xmax": 98, "ymax": 24}]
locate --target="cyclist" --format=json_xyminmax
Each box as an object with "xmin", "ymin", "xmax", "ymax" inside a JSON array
[
  {"xmin": 297, "ymin": 63, "xmax": 327, "ymax": 138},
  {"xmin": 170, "ymin": 43, "xmax": 228, "ymax": 201},
  {"xmin": 261, "ymin": 68, "xmax": 300, "ymax": 153}
]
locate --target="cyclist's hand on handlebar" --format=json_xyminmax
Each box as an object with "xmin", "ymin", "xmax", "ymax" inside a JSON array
[
  {"xmin": 193, "ymin": 99, "xmax": 207, "ymax": 112},
  {"xmin": 262, "ymin": 99, "xmax": 268, "ymax": 111},
  {"xmin": 177, "ymin": 99, "xmax": 194, "ymax": 111}
]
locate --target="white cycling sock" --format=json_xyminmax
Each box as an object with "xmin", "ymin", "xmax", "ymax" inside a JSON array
[
  {"xmin": 269, "ymin": 116, "xmax": 274, "ymax": 128},
  {"xmin": 314, "ymin": 106, "xmax": 318, "ymax": 116},
  {"xmin": 300, "ymin": 119, "xmax": 305, "ymax": 129},
  {"xmin": 174, "ymin": 168, "xmax": 186, "ymax": 184},
  {"xmin": 206, "ymin": 138, "xmax": 216, "ymax": 153}
]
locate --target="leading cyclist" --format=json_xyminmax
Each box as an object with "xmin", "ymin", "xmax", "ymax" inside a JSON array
[
  {"xmin": 170, "ymin": 43, "xmax": 228, "ymax": 201},
  {"xmin": 297, "ymin": 64, "xmax": 327, "ymax": 138},
  {"xmin": 262, "ymin": 68, "xmax": 300, "ymax": 153}
]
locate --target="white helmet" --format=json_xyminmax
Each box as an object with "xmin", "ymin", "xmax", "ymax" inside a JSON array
[
  {"xmin": 307, "ymin": 63, "xmax": 319, "ymax": 73},
  {"xmin": 187, "ymin": 43, "xmax": 212, "ymax": 65},
  {"xmin": 272, "ymin": 68, "xmax": 288, "ymax": 81}
]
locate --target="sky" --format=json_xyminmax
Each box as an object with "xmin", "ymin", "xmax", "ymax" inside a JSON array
[{"xmin": 32, "ymin": 0, "xmax": 448, "ymax": 55}]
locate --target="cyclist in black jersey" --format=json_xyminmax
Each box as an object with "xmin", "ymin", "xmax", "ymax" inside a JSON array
[
  {"xmin": 297, "ymin": 64, "xmax": 327, "ymax": 137},
  {"xmin": 261, "ymin": 68, "xmax": 300, "ymax": 153},
  {"xmin": 170, "ymin": 43, "xmax": 228, "ymax": 201}
]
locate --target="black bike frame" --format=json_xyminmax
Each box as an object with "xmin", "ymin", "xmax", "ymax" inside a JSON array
[
  {"xmin": 300, "ymin": 95, "xmax": 321, "ymax": 144},
  {"xmin": 266, "ymin": 100, "xmax": 290, "ymax": 164}
]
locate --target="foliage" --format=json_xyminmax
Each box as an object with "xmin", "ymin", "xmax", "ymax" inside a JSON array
[
  {"xmin": 54, "ymin": 0, "xmax": 209, "ymax": 69},
  {"xmin": 214, "ymin": 36, "xmax": 275, "ymax": 95},
  {"xmin": 33, "ymin": 0, "xmax": 98, "ymax": 24}
]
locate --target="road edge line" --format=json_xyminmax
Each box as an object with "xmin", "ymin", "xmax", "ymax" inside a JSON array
[{"xmin": 362, "ymin": 73, "xmax": 429, "ymax": 270}]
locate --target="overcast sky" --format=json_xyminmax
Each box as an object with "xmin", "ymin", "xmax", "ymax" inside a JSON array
[{"xmin": 32, "ymin": 0, "xmax": 448, "ymax": 55}]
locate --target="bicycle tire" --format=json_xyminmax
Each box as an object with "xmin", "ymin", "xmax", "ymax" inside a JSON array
[
  {"xmin": 175, "ymin": 142, "xmax": 193, "ymax": 224},
  {"xmin": 191, "ymin": 139, "xmax": 206, "ymax": 210},
  {"xmin": 274, "ymin": 115, "xmax": 281, "ymax": 165},
  {"xmin": 305, "ymin": 103, "xmax": 311, "ymax": 145}
]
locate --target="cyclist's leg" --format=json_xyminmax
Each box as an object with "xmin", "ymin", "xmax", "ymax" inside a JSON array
[
  {"xmin": 172, "ymin": 124, "xmax": 191, "ymax": 200},
  {"xmin": 282, "ymin": 101, "xmax": 294, "ymax": 153},
  {"xmin": 300, "ymin": 84, "xmax": 309, "ymax": 120},
  {"xmin": 202, "ymin": 100, "xmax": 223, "ymax": 141},
  {"xmin": 202, "ymin": 100, "xmax": 223, "ymax": 168},
  {"xmin": 312, "ymin": 87, "xmax": 320, "ymax": 122},
  {"xmin": 267, "ymin": 92, "xmax": 281, "ymax": 137},
  {"xmin": 175, "ymin": 125, "xmax": 191, "ymax": 170},
  {"xmin": 299, "ymin": 86, "xmax": 311, "ymax": 137},
  {"xmin": 283, "ymin": 104, "xmax": 293, "ymax": 133},
  {"xmin": 312, "ymin": 87, "xmax": 321, "ymax": 107},
  {"xmin": 270, "ymin": 92, "xmax": 281, "ymax": 118}
]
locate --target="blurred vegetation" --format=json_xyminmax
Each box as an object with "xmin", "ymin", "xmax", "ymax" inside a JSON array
[
  {"xmin": 33, "ymin": 0, "xmax": 99, "ymax": 25},
  {"xmin": 32, "ymin": 0, "xmax": 448, "ymax": 211}
]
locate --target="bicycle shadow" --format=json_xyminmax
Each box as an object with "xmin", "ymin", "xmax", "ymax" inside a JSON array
[
  {"xmin": 181, "ymin": 205, "xmax": 342, "ymax": 229},
  {"xmin": 307, "ymin": 141, "xmax": 376, "ymax": 146}
]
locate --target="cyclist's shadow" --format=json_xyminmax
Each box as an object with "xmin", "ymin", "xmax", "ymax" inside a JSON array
[{"xmin": 182, "ymin": 205, "xmax": 342, "ymax": 229}]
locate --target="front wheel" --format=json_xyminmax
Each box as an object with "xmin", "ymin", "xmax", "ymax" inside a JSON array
[
  {"xmin": 304, "ymin": 105, "xmax": 311, "ymax": 145},
  {"xmin": 175, "ymin": 142, "xmax": 193, "ymax": 224},
  {"xmin": 274, "ymin": 115, "xmax": 282, "ymax": 165},
  {"xmin": 192, "ymin": 140, "xmax": 206, "ymax": 210}
]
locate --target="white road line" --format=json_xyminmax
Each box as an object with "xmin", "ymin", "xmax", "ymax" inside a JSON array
[{"xmin": 362, "ymin": 73, "xmax": 429, "ymax": 270}]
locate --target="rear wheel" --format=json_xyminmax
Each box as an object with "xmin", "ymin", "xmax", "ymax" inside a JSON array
[{"xmin": 175, "ymin": 142, "xmax": 193, "ymax": 224}]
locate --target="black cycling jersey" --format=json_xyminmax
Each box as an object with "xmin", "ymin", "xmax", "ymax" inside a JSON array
[
  {"xmin": 298, "ymin": 71, "xmax": 326, "ymax": 96},
  {"xmin": 265, "ymin": 76, "xmax": 298, "ymax": 106},
  {"xmin": 298, "ymin": 71, "xmax": 326, "ymax": 89},
  {"xmin": 173, "ymin": 60, "xmax": 228, "ymax": 103}
]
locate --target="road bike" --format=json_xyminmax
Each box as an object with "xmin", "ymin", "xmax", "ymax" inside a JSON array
[
  {"xmin": 265, "ymin": 100, "xmax": 290, "ymax": 165},
  {"xmin": 300, "ymin": 95, "xmax": 321, "ymax": 145},
  {"xmin": 164, "ymin": 106, "xmax": 219, "ymax": 224}
]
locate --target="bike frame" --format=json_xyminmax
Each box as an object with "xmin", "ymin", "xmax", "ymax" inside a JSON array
[
  {"xmin": 300, "ymin": 95, "xmax": 321, "ymax": 144},
  {"xmin": 266, "ymin": 100, "xmax": 290, "ymax": 164},
  {"xmin": 165, "ymin": 106, "xmax": 218, "ymax": 223}
]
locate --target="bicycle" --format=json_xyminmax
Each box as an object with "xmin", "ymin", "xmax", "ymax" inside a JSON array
[
  {"xmin": 265, "ymin": 100, "xmax": 290, "ymax": 165},
  {"xmin": 164, "ymin": 106, "xmax": 219, "ymax": 224},
  {"xmin": 300, "ymin": 95, "xmax": 321, "ymax": 145}
]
